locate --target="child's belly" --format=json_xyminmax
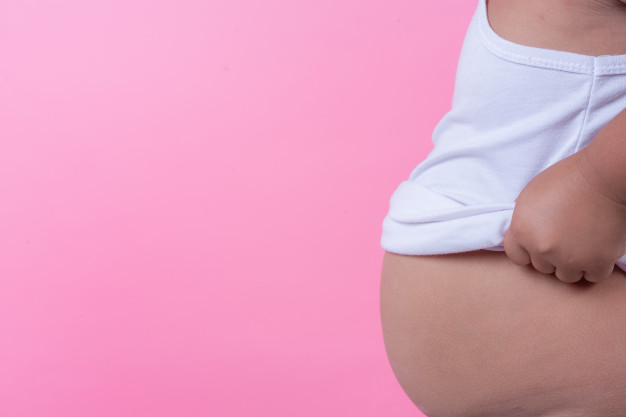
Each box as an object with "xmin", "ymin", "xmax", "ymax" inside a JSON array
[
  {"xmin": 487, "ymin": 0, "xmax": 626, "ymax": 56},
  {"xmin": 380, "ymin": 249, "xmax": 626, "ymax": 417}
]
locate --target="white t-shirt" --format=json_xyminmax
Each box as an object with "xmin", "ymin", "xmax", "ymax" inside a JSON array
[{"xmin": 381, "ymin": 0, "xmax": 626, "ymax": 271}]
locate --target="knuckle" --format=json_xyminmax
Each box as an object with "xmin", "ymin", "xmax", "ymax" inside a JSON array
[
  {"xmin": 559, "ymin": 257, "xmax": 580, "ymax": 270},
  {"xmin": 554, "ymin": 266, "xmax": 582, "ymax": 282},
  {"xmin": 583, "ymin": 274, "xmax": 603, "ymax": 283},
  {"xmin": 584, "ymin": 265, "xmax": 614, "ymax": 283},
  {"xmin": 557, "ymin": 273, "xmax": 582, "ymax": 283},
  {"xmin": 532, "ymin": 261, "xmax": 555, "ymax": 275},
  {"xmin": 534, "ymin": 243, "xmax": 554, "ymax": 256}
]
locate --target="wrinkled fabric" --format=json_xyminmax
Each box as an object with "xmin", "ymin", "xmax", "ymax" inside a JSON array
[{"xmin": 381, "ymin": 0, "xmax": 626, "ymax": 271}]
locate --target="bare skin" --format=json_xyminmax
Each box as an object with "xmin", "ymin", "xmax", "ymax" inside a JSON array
[
  {"xmin": 381, "ymin": 251, "xmax": 626, "ymax": 417},
  {"xmin": 487, "ymin": 0, "xmax": 626, "ymax": 57},
  {"xmin": 381, "ymin": 1, "xmax": 626, "ymax": 416}
]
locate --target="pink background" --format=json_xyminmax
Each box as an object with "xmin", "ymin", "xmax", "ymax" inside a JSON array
[{"xmin": 0, "ymin": 0, "xmax": 475, "ymax": 416}]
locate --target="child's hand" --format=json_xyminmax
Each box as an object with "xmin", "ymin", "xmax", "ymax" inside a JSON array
[{"xmin": 503, "ymin": 150, "xmax": 626, "ymax": 283}]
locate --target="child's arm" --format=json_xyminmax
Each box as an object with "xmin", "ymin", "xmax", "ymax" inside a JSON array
[
  {"xmin": 578, "ymin": 108, "xmax": 626, "ymax": 206},
  {"xmin": 503, "ymin": 110, "xmax": 626, "ymax": 283}
]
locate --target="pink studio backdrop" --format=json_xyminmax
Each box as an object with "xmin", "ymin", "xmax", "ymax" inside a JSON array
[{"xmin": 0, "ymin": 1, "xmax": 475, "ymax": 416}]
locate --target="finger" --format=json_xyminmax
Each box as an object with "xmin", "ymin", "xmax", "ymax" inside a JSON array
[
  {"xmin": 554, "ymin": 267, "xmax": 584, "ymax": 283},
  {"xmin": 582, "ymin": 263, "xmax": 615, "ymax": 283},
  {"xmin": 503, "ymin": 231, "xmax": 531, "ymax": 266},
  {"xmin": 529, "ymin": 255, "xmax": 557, "ymax": 275}
]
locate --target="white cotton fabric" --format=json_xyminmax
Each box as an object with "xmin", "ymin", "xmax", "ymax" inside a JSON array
[{"xmin": 381, "ymin": 0, "xmax": 626, "ymax": 272}]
